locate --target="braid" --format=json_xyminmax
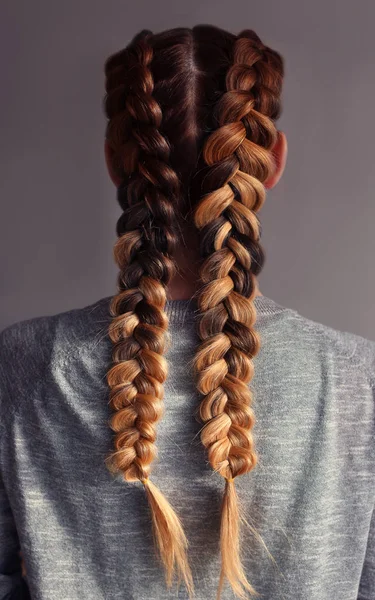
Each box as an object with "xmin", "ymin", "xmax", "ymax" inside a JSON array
[
  {"xmin": 103, "ymin": 30, "xmax": 194, "ymax": 598},
  {"xmin": 192, "ymin": 30, "xmax": 283, "ymax": 599},
  {"xmin": 103, "ymin": 24, "xmax": 285, "ymax": 600}
]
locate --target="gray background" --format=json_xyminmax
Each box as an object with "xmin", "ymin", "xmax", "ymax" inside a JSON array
[{"xmin": 1, "ymin": 1, "xmax": 374, "ymax": 340}]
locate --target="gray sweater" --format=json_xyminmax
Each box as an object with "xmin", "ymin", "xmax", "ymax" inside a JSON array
[{"xmin": 0, "ymin": 294, "xmax": 374, "ymax": 600}]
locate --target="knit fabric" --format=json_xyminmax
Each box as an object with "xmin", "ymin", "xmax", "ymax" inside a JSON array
[{"xmin": 0, "ymin": 294, "xmax": 374, "ymax": 600}]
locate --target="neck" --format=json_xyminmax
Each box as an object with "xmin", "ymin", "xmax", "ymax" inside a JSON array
[
  {"xmin": 167, "ymin": 284, "xmax": 263, "ymax": 301},
  {"xmin": 166, "ymin": 218, "xmax": 263, "ymax": 301}
]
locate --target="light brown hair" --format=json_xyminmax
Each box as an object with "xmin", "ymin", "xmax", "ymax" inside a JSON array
[{"xmin": 103, "ymin": 24, "xmax": 284, "ymax": 599}]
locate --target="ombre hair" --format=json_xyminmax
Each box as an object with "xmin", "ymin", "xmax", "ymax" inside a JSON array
[{"xmin": 103, "ymin": 24, "xmax": 284, "ymax": 600}]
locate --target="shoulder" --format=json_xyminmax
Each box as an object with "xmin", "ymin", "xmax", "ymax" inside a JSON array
[
  {"xmin": 0, "ymin": 312, "xmax": 57, "ymax": 374},
  {"xmin": 0, "ymin": 295, "xmax": 112, "ymax": 354},
  {"xmin": 0, "ymin": 312, "xmax": 57, "ymax": 427},
  {"xmin": 283, "ymin": 307, "xmax": 375, "ymax": 386},
  {"xmin": 0, "ymin": 296, "xmax": 113, "ymax": 421}
]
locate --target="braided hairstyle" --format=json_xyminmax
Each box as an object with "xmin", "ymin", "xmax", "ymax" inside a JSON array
[
  {"xmin": 103, "ymin": 29, "xmax": 194, "ymax": 596},
  {"xmin": 103, "ymin": 25, "xmax": 284, "ymax": 600},
  {"xmin": 192, "ymin": 29, "xmax": 283, "ymax": 599}
]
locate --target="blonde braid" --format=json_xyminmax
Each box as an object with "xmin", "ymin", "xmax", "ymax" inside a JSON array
[
  {"xmin": 192, "ymin": 30, "xmax": 283, "ymax": 599},
  {"xmin": 103, "ymin": 29, "xmax": 194, "ymax": 598}
]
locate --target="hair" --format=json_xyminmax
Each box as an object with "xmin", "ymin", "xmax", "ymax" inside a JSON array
[{"xmin": 102, "ymin": 24, "xmax": 284, "ymax": 600}]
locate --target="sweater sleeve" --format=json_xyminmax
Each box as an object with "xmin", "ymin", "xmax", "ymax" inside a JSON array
[
  {"xmin": 0, "ymin": 468, "xmax": 31, "ymax": 599},
  {"xmin": 0, "ymin": 325, "xmax": 31, "ymax": 599},
  {"xmin": 357, "ymin": 377, "xmax": 375, "ymax": 600},
  {"xmin": 357, "ymin": 499, "xmax": 375, "ymax": 600}
]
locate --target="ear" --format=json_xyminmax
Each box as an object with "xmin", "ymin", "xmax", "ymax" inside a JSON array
[
  {"xmin": 264, "ymin": 130, "xmax": 288, "ymax": 190},
  {"xmin": 104, "ymin": 139, "xmax": 123, "ymax": 187}
]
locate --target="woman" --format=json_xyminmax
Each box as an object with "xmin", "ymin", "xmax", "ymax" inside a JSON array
[{"xmin": 1, "ymin": 24, "xmax": 374, "ymax": 600}]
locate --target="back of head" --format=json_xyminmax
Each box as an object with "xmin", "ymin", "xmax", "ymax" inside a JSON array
[{"xmin": 102, "ymin": 24, "xmax": 284, "ymax": 600}]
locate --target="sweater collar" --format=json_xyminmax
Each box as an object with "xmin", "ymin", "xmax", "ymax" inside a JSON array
[
  {"xmin": 96, "ymin": 294, "xmax": 290, "ymax": 325},
  {"xmin": 164, "ymin": 294, "xmax": 289, "ymax": 324}
]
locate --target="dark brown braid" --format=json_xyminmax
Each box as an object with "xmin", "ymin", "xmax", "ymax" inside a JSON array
[
  {"xmin": 103, "ymin": 29, "xmax": 194, "ymax": 598},
  {"xmin": 192, "ymin": 29, "xmax": 283, "ymax": 599}
]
